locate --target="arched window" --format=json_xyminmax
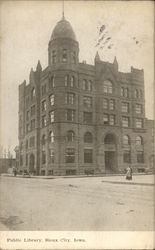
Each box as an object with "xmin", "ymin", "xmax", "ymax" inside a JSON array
[
  {"xmin": 123, "ymin": 135, "xmax": 130, "ymax": 145},
  {"xmin": 136, "ymin": 136, "xmax": 143, "ymax": 145},
  {"xmin": 42, "ymin": 134, "xmax": 46, "ymax": 145},
  {"xmin": 49, "ymin": 131, "xmax": 54, "ymax": 143},
  {"xmin": 103, "ymin": 80, "xmax": 113, "ymax": 94},
  {"xmin": 66, "ymin": 130, "xmax": 75, "ymax": 142},
  {"xmin": 62, "ymin": 49, "xmax": 67, "ymax": 62},
  {"xmin": 84, "ymin": 132, "xmax": 93, "ymax": 143},
  {"xmin": 70, "ymin": 76, "xmax": 75, "ymax": 87},
  {"xmin": 65, "ymin": 75, "xmax": 69, "ymax": 87},
  {"xmin": 31, "ymin": 88, "xmax": 35, "ymax": 99}
]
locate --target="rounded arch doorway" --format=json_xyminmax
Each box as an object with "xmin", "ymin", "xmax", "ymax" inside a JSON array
[
  {"xmin": 29, "ymin": 154, "xmax": 35, "ymax": 174},
  {"xmin": 104, "ymin": 133, "xmax": 117, "ymax": 173}
]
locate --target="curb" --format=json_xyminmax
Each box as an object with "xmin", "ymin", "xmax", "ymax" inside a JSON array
[{"xmin": 101, "ymin": 180, "xmax": 154, "ymax": 186}]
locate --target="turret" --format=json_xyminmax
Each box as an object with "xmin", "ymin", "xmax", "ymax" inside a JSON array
[{"xmin": 48, "ymin": 17, "xmax": 79, "ymax": 67}]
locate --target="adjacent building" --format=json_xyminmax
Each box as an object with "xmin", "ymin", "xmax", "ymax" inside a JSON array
[{"xmin": 18, "ymin": 16, "xmax": 154, "ymax": 175}]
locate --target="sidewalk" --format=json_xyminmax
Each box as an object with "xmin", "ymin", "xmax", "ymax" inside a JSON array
[
  {"xmin": 1, "ymin": 173, "xmax": 154, "ymax": 186},
  {"xmin": 101, "ymin": 174, "xmax": 154, "ymax": 186}
]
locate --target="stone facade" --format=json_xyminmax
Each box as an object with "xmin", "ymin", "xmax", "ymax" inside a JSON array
[{"xmin": 18, "ymin": 17, "xmax": 154, "ymax": 175}]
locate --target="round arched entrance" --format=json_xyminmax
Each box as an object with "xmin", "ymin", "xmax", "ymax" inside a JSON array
[
  {"xmin": 104, "ymin": 133, "xmax": 117, "ymax": 173},
  {"xmin": 29, "ymin": 154, "xmax": 35, "ymax": 173}
]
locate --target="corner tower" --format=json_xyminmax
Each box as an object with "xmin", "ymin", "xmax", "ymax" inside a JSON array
[{"xmin": 48, "ymin": 16, "xmax": 79, "ymax": 68}]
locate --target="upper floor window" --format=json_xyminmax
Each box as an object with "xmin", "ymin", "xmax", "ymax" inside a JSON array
[
  {"xmin": 121, "ymin": 87, "xmax": 129, "ymax": 98},
  {"xmin": 52, "ymin": 50, "xmax": 56, "ymax": 64},
  {"xmin": 135, "ymin": 104, "xmax": 142, "ymax": 114},
  {"xmin": 123, "ymin": 135, "xmax": 130, "ymax": 145},
  {"xmin": 26, "ymin": 110, "xmax": 30, "ymax": 121},
  {"xmin": 41, "ymin": 134, "xmax": 46, "ymax": 145},
  {"xmin": 83, "ymin": 79, "xmax": 92, "ymax": 91},
  {"xmin": 49, "ymin": 131, "xmax": 54, "ymax": 143},
  {"xmin": 65, "ymin": 93, "xmax": 75, "ymax": 105},
  {"xmin": 84, "ymin": 132, "xmax": 93, "ymax": 143},
  {"xmin": 136, "ymin": 118, "xmax": 143, "ymax": 128},
  {"xmin": 66, "ymin": 109, "xmax": 75, "ymax": 121},
  {"xmin": 103, "ymin": 114, "xmax": 115, "ymax": 125},
  {"xmin": 49, "ymin": 111, "xmax": 54, "ymax": 123},
  {"xmin": 42, "ymin": 115, "xmax": 47, "ymax": 127},
  {"xmin": 83, "ymin": 112, "xmax": 92, "ymax": 124},
  {"xmin": 31, "ymin": 119, "xmax": 35, "ymax": 130},
  {"xmin": 70, "ymin": 76, "xmax": 75, "ymax": 88},
  {"xmin": 122, "ymin": 116, "xmax": 129, "ymax": 127},
  {"xmin": 103, "ymin": 80, "xmax": 113, "ymax": 94},
  {"xmin": 109, "ymin": 115, "xmax": 115, "ymax": 125},
  {"xmin": 49, "ymin": 75, "xmax": 55, "ymax": 88},
  {"xmin": 122, "ymin": 102, "xmax": 129, "ymax": 113},
  {"xmin": 66, "ymin": 130, "xmax": 75, "ymax": 142},
  {"xmin": 83, "ymin": 96, "xmax": 92, "ymax": 108},
  {"xmin": 103, "ymin": 99, "xmax": 108, "ymax": 109},
  {"xmin": 136, "ymin": 136, "xmax": 143, "ymax": 145},
  {"xmin": 65, "ymin": 75, "xmax": 70, "ymax": 87},
  {"xmin": 134, "ymin": 89, "xmax": 139, "ymax": 98},
  {"xmin": 42, "ymin": 100, "xmax": 47, "ymax": 112},
  {"xmin": 31, "ymin": 105, "xmax": 35, "ymax": 116},
  {"xmin": 31, "ymin": 88, "xmax": 36, "ymax": 100},
  {"xmin": 62, "ymin": 49, "xmax": 67, "ymax": 62},
  {"xmin": 109, "ymin": 99, "xmax": 115, "ymax": 110},
  {"xmin": 49, "ymin": 94, "xmax": 54, "ymax": 106}
]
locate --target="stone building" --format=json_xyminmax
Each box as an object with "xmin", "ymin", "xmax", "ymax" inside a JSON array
[{"xmin": 18, "ymin": 16, "xmax": 154, "ymax": 175}]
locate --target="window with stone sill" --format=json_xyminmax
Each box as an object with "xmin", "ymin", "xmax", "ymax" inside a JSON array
[
  {"xmin": 84, "ymin": 149, "xmax": 93, "ymax": 163},
  {"xmin": 84, "ymin": 132, "xmax": 93, "ymax": 143},
  {"xmin": 42, "ymin": 100, "xmax": 47, "ymax": 112},
  {"xmin": 122, "ymin": 117, "xmax": 129, "ymax": 127},
  {"xmin": 83, "ymin": 96, "xmax": 92, "ymax": 108},
  {"xmin": 49, "ymin": 94, "xmax": 54, "ymax": 106},
  {"xmin": 123, "ymin": 150, "xmax": 131, "ymax": 163},
  {"xmin": 123, "ymin": 135, "xmax": 130, "ymax": 145},
  {"xmin": 136, "ymin": 118, "xmax": 143, "ymax": 128},
  {"xmin": 65, "ymin": 148, "xmax": 75, "ymax": 163},
  {"xmin": 66, "ymin": 130, "xmax": 75, "ymax": 142},
  {"xmin": 66, "ymin": 109, "xmax": 75, "ymax": 121},
  {"xmin": 136, "ymin": 136, "xmax": 143, "ymax": 145},
  {"xmin": 49, "ymin": 149, "xmax": 54, "ymax": 163},
  {"xmin": 49, "ymin": 131, "xmax": 54, "ymax": 143},
  {"xmin": 65, "ymin": 93, "xmax": 75, "ymax": 105}
]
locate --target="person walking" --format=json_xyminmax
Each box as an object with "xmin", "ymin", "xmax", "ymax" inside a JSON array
[{"xmin": 126, "ymin": 166, "xmax": 132, "ymax": 180}]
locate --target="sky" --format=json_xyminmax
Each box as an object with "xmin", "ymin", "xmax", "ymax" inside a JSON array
[{"xmin": 0, "ymin": 0, "xmax": 154, "ymax": 156}]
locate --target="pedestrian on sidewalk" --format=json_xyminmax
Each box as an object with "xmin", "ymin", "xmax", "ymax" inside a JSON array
[{"xmin": 126, "ymin": 166, "xmax": 132, "ymax": 180}]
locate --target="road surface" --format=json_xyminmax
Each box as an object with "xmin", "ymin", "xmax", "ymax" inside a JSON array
[{"xmin": 0, "ymin": 175, "xmax": 154, "ymax": 230}]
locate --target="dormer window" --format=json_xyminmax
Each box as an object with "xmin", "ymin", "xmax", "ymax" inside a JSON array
[
  {"xmin": 62, "ymin": 49, "xmax": 67, "ymax": 62},
  {"xmin": 103, "ymin": 80, "xmax": 113, "ymax": 94}
]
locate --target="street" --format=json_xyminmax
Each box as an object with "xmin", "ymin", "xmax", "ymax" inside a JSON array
[{"xmin": 0, "ymin": 175, "xmax": 154, "ymax": 231}]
